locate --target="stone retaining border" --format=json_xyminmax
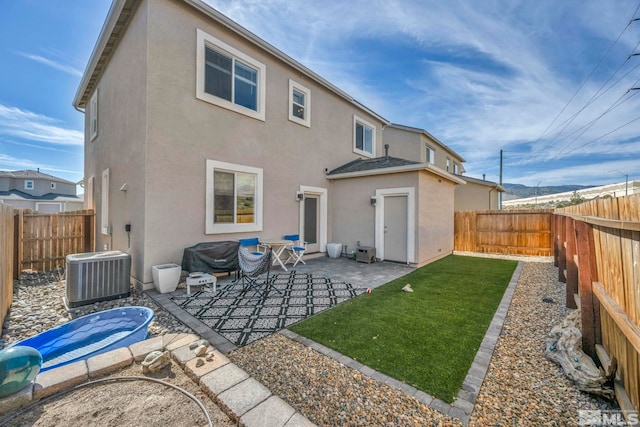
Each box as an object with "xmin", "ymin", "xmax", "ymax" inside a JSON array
[{"xmin": 0, "ymin": 333, "xmax": 314, "ymax": 427}]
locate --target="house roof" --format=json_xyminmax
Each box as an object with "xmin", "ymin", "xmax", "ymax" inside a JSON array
[
  {"xmin": 0, "ymin": 189, "xmax": 82, "ymax": 201},
  {"xmin": 386, "ymin": 123, "xmax": 466, "ymax": 163},
  {"xmin": 327, "ymin": 155, "xmax": 466, "ymax": 185},
  {"xmin": 72, "ymin": 0, "xmax": 389, "ymax": 125},
  {"xmin": 0, "ymin": 170, "xmax": 76, "ymax": 185},
  {"xmin": 457, "ymin": 174, "xmax": 505, "ymax": 192},
  {"xmin": 328, "ymin": 156, "xmax": 420, "ymax": 175}
]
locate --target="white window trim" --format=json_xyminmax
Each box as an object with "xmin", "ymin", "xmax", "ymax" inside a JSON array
[
  {"xmin": 288, "ymin": 79, "xmax": 310, "ymax": 127},
  {"xmin": 353, "ymin": 115, "xmax": 376, "ymax": 158},
  {"xmin": 426, "ymin": 145, "xmax": 435, "ymax": 164},
  {"xmin": 90, "ymin": 89, "xmax": 98, "ymax": 141},
  {"xmin": 101, "ymin": 169, "xmax": 110, "ymax": 235},
  {"xmin": 206, "ymin": 159, "xmax": 263, "ymax": 234},
  {"xmin": 196, "ymin": 29, "xmax": 266, "ymax": 121},
  {"xmin": 24, "ymin": 180, "xmax": 34, "ymax": 190}
]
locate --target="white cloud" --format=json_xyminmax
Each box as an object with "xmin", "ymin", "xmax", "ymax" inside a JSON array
[
  {"xmin": 205, "ymin": 0, "xmax": 640, "ymax": 184},
  {"xmin": 17, "ymin": 52, "xmax": 83, "ymax": 77},
  {"xmin": 0, "ymin": 104, "xmax": 83, "ymax": 146}
]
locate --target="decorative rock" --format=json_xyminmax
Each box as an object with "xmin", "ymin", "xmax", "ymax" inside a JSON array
[
  {"xmin": 401, "ymin": 284, "xmax": 413, "ymax": 293},
  {"xmin": 196, "ymin": 359, "xmax": 205, "ymax": 368},
  {"xmin": 195, "ymin": 345, "xmax": 208, "ymax": 357},
  {"xmin": 141, "ymin": 350, "xmax": 170, "ymax": 374}
]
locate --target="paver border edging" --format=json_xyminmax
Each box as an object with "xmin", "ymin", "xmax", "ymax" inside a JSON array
[{"xmin": 280, "ymin": 261, "xmax": 524, "ymax": 426}]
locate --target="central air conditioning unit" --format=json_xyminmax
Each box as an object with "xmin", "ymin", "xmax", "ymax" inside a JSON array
[{"xmin": 66, "ymin": 251, "xmax": 131, "ymax": 307}]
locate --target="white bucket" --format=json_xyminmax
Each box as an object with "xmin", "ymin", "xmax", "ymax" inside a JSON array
[{"xmin": 326, "ymin": 243, "xmax": 343, "ymax": 258}]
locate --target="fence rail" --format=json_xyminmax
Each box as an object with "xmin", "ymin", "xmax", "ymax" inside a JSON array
[
  {"xmin": 0, "ymin": 205, "xmax": 14, "ymax": 326},
  {"xmin": 14, "ymin": 209, "xmax": 95, "ymax": 276},
  {"xmin": 556, "ymin": 194, "xmax": 640, "ymax": 414},
  {"xmin": 454, "ymin": 210, "xmax": 554, "ymax": 256}
]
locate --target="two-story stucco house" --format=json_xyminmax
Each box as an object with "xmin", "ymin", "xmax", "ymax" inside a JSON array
[
  {"xmin": 0, "ymin": 170, "xmax": 83, "ymax": 212},
  {"xmin": 73, "ymin": 0, "xmax": 466, "ymax": 289}
]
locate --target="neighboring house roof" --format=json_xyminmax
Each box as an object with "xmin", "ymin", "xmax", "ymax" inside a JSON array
[
  {"xmin": 0, "ymin": 190, "xmax": 82, "ymax": 201},
  {"xmin": 387, "ymin": 123, "xmax": 466, "ymax": 163},
  {"xmin": 327, "ymin": 155, "xmax": 465, "ymax": 184},
  {"xmin": 457, "ymin": 175, "xmax": 505, "ymax": 192},
  {"xmin": 72, "ymin": 0, "xmax": 389, "ymax": 125},
  {"xmin": 0, "ymin": 170, "xmax": 76, "ymax": 185}
]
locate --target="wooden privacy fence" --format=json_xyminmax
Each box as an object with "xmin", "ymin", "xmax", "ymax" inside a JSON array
[
  {"xmin": 14, "ymin": 209, "xmax": 95, "ymax": 277},
  {"xmin": 454, "ymin": 210, "xmax": 554, "ymax": 256},
  {"xmin": 0, "ymin": 204, "xmax": 14, "ymax": 327},
  {"xmin": 555, "ymin": 194, "xmax": 640, "ymax": 415}
]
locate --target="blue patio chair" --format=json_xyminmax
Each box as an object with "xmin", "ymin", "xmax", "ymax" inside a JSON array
[
  {"xmin": 238, "ymin": 237, "xmax": 267, "ymax": 256},
  {"xmin": 283, "ymin": 234, "xmax": 307, "ymax": 267}
]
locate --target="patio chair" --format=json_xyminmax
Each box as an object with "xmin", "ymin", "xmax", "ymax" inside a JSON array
[
  {"xmin": 238, "ymin": 237, "xmax": 268, "ymax": 256},
  {"xmin": 237, "ymin": 246, "xmax": 278, "ymax": 298},
  {"xmin": 283, "ymin": 234, "xmax": 307, "ymax": 267}
]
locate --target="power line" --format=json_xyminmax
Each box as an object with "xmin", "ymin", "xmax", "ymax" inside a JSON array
[
  {"xmin": 531, "ymin": 1, "xmax": 640, "ymax": 152},
  {"xmin": 549, "ymin": 83, "xmax": 640, "ymax": 159},
  {"xmin": 543, "ymin": 44, "xmax": 640, "ymax": 146},
  {"xmin": 560, "ymin": 112, "xmax": 640, "ymax": 156}
]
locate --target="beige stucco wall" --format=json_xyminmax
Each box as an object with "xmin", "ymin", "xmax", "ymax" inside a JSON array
[
  {"xmin": 416, "ymin": 171, "xmax": 456, "ymax": 266},
  {"xmin": 330, "ymin": 170, "xmax": 456, "ymax": 266},
  {"xmin": 383, "ymin": 127, "xmax": 464, "ymax": 174},
  {"xmin": 455, "ymin": 181, "xmax": 500, "ymax": 211},
  {"xmin": 381, "ymin": 127, "xmax": 421, "ymax": 161},
  {"xmin": 127, "ymin": 0, "xmax": 385, "ymax": 284},
  {"xmin": 84, "ymin": 0, "xmax": 149, "ymax": 282},
  {"xmin": 330, "ymin": 173, "xmax": 419, "ymax": 257}
]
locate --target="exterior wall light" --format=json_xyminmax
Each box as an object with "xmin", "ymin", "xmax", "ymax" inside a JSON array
[
  {"xmin": 296, "ymin": 191, "xmax": 304, "ymax": 201},
  {"xmin": 370, "ymin": 196, "xmax": 377, "ymax": 206}
]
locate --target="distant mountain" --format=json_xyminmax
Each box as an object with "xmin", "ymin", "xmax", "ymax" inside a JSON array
[{"xmin": 502, "ymin": 183, "xmax": 596, "ymax": 201}]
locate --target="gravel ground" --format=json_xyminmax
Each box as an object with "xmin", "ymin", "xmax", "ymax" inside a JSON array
[{"xmin": 2, "ymin": 262, "xmax": 618, "ymax": 426}]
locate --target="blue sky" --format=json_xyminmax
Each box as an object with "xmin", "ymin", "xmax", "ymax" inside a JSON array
[{"xmin": 1, "ymin": 0, "xmax": 639, "ymax": 188}]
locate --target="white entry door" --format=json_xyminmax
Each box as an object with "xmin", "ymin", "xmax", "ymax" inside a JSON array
[{"xmin": 384, "ymin": 195, "xmax": 408, "ymax": 263}]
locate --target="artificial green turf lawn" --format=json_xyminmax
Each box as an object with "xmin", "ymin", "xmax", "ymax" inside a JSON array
[{"xmin": 289, "ymin": 254, "xmax": 517, "ymax": 403}]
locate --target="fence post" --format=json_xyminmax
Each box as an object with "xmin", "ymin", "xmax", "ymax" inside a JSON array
[
  {"xmin": 574, "ymin": 220, "xmax": 600, "ymax": 357},
  {"xmin": 565, "ymin": 216, "xmax": 578, "ymax": 309},
  {"xmin": 552, "ymin": 214, "xmax": 558, "ymax": 267},
  {"xmin": 557, "ymin": 215, "xmax": 567, "ymax": 283}
]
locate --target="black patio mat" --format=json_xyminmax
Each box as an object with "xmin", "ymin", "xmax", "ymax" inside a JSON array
[{"xmin": 170, "ymin": 271, "xmax": 365, "ymax": 347}]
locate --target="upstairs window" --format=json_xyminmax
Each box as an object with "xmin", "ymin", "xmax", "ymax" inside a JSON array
[
  {"xmin": 24, "ymin": 180, "xmax": 34, "ymax": 190},
  {"xmin": 288, "ymin": 79, "xmax": 310, "ymax": 127},
  {"xmin": 446, "ymin": 157, "xmax": 451, "ymax": 172},
  {"xmin": 454, "ymin": 163, "xmax": 460, "ymax": 174},
  {"xmin": 197, "ymin": 29, "xmax": 266, "ymax": 121},
  {"xmin": 426, "ymin": 145, "xmax": 435, "ymax": 164},
  {"xmin": 353, "ymin": 115, "xmax": 375, "ymax": 157}
]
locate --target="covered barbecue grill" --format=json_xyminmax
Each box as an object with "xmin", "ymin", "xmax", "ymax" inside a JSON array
[{"xmin": 181, "ymin": 241, "xmax": 240, "ymax": 275}]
